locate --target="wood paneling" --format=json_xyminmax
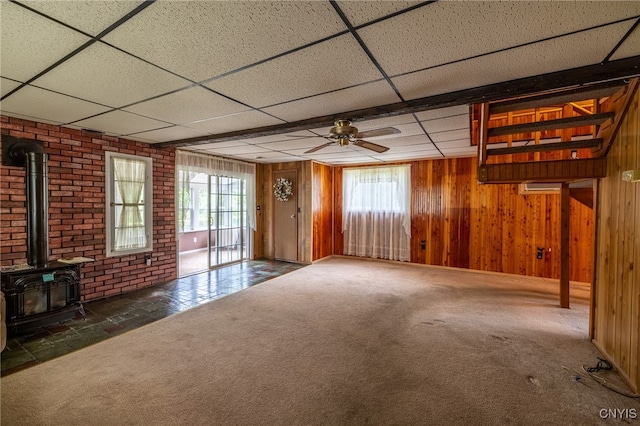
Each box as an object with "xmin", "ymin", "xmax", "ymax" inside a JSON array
[
  {"xmin": 311, "ymin": 162, "xmax": 333, "ymax": 261},
  {"xmin": 478, "ymin": 158, "xmax": 607, "ymax": 183},
  {"xmin": 255, "ymin": 161, "xmax": 312, "ymax": 263},
  {"xmin": 330, "ymin": 158, "xmax": 593, "ymax": 282},
  {"xmin": 593, "ymin": 86, "xmax": 640, "ymax": 392}
]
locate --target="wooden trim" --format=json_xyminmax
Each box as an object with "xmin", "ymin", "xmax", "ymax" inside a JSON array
[
  {"xmin": 486, "ymin": 138, "xmax": 602, "ymax": 156},
  {"xmin": 489, "ymin": 81, "xmax": 624, "ymax": 114},
  {"xmin": 560, "ymin": 183, "xmax": 570, "ymax": 308},
  {"xmin": 487, "ymin": 112, "xmax": 615, "ymax": 137}
]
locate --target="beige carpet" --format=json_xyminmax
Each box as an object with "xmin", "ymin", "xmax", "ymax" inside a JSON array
[{"xmin": 2, "ymin": 257, "xmax": 638, "ymax": 425}]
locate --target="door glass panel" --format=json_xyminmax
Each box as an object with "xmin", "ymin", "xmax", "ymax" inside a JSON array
[{"xmin": 178, "ymin": 172, "xmax": 251, "ymax": 276}]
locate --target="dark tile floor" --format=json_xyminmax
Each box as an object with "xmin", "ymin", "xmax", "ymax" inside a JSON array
[{"xmin": 1, "ymin": 259, "xmax": 305, "ymax": 376}]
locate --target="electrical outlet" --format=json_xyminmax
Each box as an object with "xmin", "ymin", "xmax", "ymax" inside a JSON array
[
  {"xmin": 144, "ymin": 254, "xmax": 152, "ymax": 266},
  {"xmin": 193, "ymin": 237, "xmax": 197, "ymax": 243}
]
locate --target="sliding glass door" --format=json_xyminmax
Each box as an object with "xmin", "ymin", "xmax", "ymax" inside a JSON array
[
  {"xmin": 178, "ymin": 172, "xmax": 250, "ymax": 276},
  {"xmin": 209, "ymin": 176, "xmax": 247, "ymax": 267}
]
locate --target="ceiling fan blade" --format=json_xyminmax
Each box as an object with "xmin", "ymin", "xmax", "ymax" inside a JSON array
[
  {"xmin": 304, "ymin": 141, "xmax": 335, "ymax": 154},
  {"xmin": 356, "ymin": 127, "xmax": 400, "ymax": 139},
  {"xmin": 353, "ymin": 139, "xmax": 389, "ymax": 153}
]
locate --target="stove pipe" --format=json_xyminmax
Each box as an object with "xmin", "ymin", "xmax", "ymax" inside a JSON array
[{"xmin": 6, "ymin": 140, "xmax": 49, "ymax": 267}]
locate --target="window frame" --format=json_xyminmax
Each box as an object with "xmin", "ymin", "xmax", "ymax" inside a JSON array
[{"xmin": 105, "ymin": 152, "xmax": 153, "ymax": 257}]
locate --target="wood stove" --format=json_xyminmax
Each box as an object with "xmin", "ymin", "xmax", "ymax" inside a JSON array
[
  {"xmin": 1, "ymin": 262, "xmax": 84, "ymax": 334},
  {"xmin": 1, "ymin": 136, "xmax": 85, "ymax": 335}
]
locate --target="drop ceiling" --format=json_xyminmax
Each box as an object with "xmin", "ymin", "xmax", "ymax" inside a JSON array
[{"xmin": 1, "ymin": 1, "xmax": 639, "ymax": 165}]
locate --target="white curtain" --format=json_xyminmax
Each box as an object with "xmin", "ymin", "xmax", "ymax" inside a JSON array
[
  {"xmin": 342, "ymin": 165, "xmax": 411, "ymax": 261},
  {"xmin": 175, "ymin": 150, "xmax": 256, "ymax": 231},
  {"xmin": 113, "ymin": 157, "xmax": 147, "ymax": 250}
]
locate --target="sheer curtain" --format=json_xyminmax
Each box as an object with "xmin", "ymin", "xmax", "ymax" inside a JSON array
[
  {"xmin": 113, "ymin": 157, "xmax": 147, "ymax": 250},
  {"xmin": 175, "ymin": 150, "xmax": 256, "ymax": 231},
  {"xmin": 342, "ymin": 165, "xmax": 411, "ymax": 261}
]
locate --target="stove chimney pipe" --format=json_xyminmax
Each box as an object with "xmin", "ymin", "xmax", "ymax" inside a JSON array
[{"xmin": 3, "ymin": 138, "xmax": 49, "ymax": 267}]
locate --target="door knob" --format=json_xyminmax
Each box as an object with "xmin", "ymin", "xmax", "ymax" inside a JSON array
[{"xmin": 290, "ymin": 214, "xmax": 296, "ymax": 219}]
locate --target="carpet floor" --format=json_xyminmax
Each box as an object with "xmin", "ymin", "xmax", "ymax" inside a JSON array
[{"xmin": 1, "ymin": 257, "xmax": 638, "ymax": 425}]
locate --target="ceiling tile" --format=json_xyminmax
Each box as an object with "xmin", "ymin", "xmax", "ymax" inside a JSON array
[
  {"xmin": 0, "ymin": 112, "xmax": 63, "ymax": 126},
  {"xmin": 184, "ymin": 110, "xmax": 285, "ymax": 134},
  {"xmin": 375, "ymin": 152, "xmax": 442, "ymax": 161},
  {"xmin": 201, "ymin": 144, "xmax": 273, "ymax": 156},
  {"xmin": 336, "ymin": 1, "xmax": 427, "ymax": 27},
  {"xmin": 392, "ymin": 21, "xmax": 633, "ymax": 101},
  {"xmin": 610, "ymin": 20, "xmax": 640, "ymax": 61},
  {"xmin": 430, "ymin": 129, "xmax": 471, "ymax": 143},
  {"xmin": 415, "ymin": 106, "xmax": 470, "ymax": 121},
  {"xmin": 263, "ymin": 80, "xmax": 400, "ymax": 122},
  {"xmin": 124, "ymin": 86, "xmax": 250, "ymax": 125},
  {"xmin": 185, "ymin": 141, "xmax": 249, "ymax": 150},
  {"xmin": 102, "ymin": 1, "xmax": 347, "ymax": 81},
  {"xmin": 257, "ymin": 138, "xmax": 328, "ymax": 151},
  {"xmin": 1, "ymin": 85, "xmax": 111, "ymax": 124},
  {"xmin": 32, "ymin": 43, "xmax": 190, "ymax": 107},
  {"xmin": 72, "ymin": 110, "xmax": 170, "ymax": 137},
  {"xmin": 384, "ymin": 142, "xmax": 437, "ymax": 156},
  {"xmin": 435, "ymin": 139, "xmax": 473, "ymax": 149},
  {"xmin": 0, "ymin": 1, "xmax": 90, "ymax": 81},
  {"xmin": 20, "ymin": 0, "xmax": 145, "ymax": 36},
  {"xmin": 128, "ymin": 126, "xmax": 212, "ymax": 143},
  {"xmin": 1, "ymin": 78, "xmax": 21, "ymax": 97},
  {"xmin": 420, "ymin": 115, "xmax": 469, "ymax": 134},
  {"xmin": 379, "ymin": 135, "xmax": 433, "ymax": 148},
  {"xmin": 206, "ymin": 34, "xmax": 384, "ymax": 108},
  {"xmin": 358, "ymin": 1, "xmax": 640, "ymax": 76}
]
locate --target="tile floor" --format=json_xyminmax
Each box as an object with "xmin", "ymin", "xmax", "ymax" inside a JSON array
[{"xmin": 1, "ymin": 259, "xmax": 305, "ymax": 376}]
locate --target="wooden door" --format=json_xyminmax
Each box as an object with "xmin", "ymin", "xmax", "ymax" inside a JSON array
[{"xmin": 273, "ymin": 170, "xmax": 297, "ymax": 261}]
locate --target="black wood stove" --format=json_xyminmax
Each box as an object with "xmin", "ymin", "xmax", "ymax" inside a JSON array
[
  {"xmin": 1, "ymin": 137, "xmax": 85, "ymax": 335},
  {"xmin": 1, "ymin": 262, "xmax": 84, "ymax": 334}
]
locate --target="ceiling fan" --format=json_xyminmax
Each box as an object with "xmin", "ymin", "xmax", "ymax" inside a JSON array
[{"xmin": 294, "ymin": 120, "xmax": 400, "ymax": 154}]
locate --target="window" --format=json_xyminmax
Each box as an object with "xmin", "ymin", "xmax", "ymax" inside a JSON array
[
  {"xmin": 342, "ymin": 165, "xmax": 411, "ymax": 261},
  {"xmin": 105, "ymin": 152, "xmax": 153, "ymax": 257}
]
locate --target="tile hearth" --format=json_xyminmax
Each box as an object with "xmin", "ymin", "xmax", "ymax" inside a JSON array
[{"xmin": 1, "ymin": 259, "xmax": 305, "ymax": 376}]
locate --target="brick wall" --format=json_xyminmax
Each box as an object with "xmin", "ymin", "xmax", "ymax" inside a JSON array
[{"xmin": 0, "ymin": 115, "xmax": 177, "ymax": 301}]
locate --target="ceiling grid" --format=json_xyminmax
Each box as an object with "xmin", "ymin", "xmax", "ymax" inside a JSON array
[{"xmin": 1, "ymin": 0, "xmax": 640, "ymax": 164}]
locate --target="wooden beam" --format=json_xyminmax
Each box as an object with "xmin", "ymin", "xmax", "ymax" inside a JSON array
[
  {"xmin": 489, "ymin": 81, "xmax": 624, "ymax": 114},
  {"xmin": 154, "ymin": 55, "xmax": 640, "ymax": 148},
  {"xmin": 594, "ymin": 77, "xmax": 640, "ymax": 156},
  {"xmin": 478, "ymin": 103, "xmax": 489, "ymax": 166},
  {"xmin": 486, "ymin": 138, "xmax": 602, "ymax": 156},
  {"xmin": 477, "ymin": 158, "xmax": 607, "ymax": 184},
  {"xmin": 589, "ymin": 179, "xmax": 599, "ymax": 338},
  {"xmin": 487, "ymin": 112, "xmax": 615, "ymax": 137},
  {"xmin": 560, "ymin": 183, "xmax": 570, "ymax": 308},
  {"xmin": 569, "ymin": 102, "xmax": 593, "ymax": 116}
]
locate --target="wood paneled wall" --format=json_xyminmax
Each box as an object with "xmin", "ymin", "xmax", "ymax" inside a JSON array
[
  {"xmin": 593, "ymin": 86, "xmax": 640, "ymax": 392},
  {"xmin": 311, "ymin": 162, "xmax": 333, "ymax": 261},
  {"xmin": 330, "ymin": 158, "xmax": 593, "ymax": 282},
  {"xmin": 255, "ymin": 161, "xmax": 312, "ymax": 263}
]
